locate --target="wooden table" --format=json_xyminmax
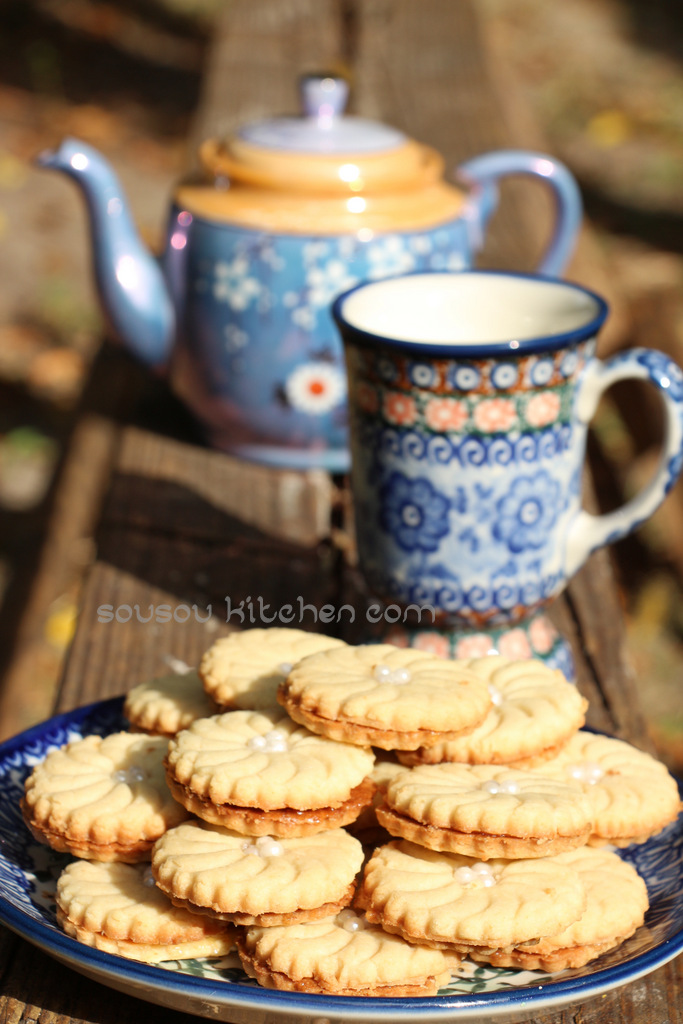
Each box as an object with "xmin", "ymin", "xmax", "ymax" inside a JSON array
[{"xmin": 1, "ymin": 2, "xmax": 681, "ymax": 1022}]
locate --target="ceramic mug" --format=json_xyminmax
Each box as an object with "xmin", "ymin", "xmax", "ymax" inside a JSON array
[{"xmin": 333, "ymin": 271, "xmax": 683, "ymax": 628}]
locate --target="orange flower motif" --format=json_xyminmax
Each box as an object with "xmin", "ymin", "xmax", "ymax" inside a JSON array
[
  {"xmin": 424, "ymin": 397, "xmax": 469, "ymax": 433},
  {"xmin": 497, "ymin": 629, "xmax": 532, "ymax": 660},
  {"xmin": 526, "ymin": 391, "xmax": 561, "ymax": 428},
  {"xmin": 383, "ymin": 391, "xmax": 418, "ymax": 426},
  {"xmin": 473, "ymin": 397, "xmax": 517, "ymax": 433},
  {"xmin": 455, "ymin": 634, "xmax": 496, "ymax": 658},
  {"xmin": 528, "ymin": 615, "xmax": 558, "ymax": 654},
  {"xmin": 413, "ymin": 632, "xmax": 451, "ymax": 658}
]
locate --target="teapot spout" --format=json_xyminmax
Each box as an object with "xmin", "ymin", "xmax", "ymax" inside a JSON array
[{"xmin": 37, "ymin": 138, "xmax": 175, "ymax": 368}]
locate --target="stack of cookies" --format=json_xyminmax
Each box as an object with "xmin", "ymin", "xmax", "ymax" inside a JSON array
[{"xmin": 21, "ymin": 627, "xmax": 681, "ymax": 997}]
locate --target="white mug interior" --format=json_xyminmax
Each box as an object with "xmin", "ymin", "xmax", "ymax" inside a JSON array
[{"xmin": 339, "ymin": 272, "xmax": 603, "ymax": 346}]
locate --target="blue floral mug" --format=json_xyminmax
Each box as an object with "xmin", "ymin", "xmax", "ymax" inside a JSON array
[{"xmin": 333, "ymin": 271, "xmax": 683, "ymax": 628}]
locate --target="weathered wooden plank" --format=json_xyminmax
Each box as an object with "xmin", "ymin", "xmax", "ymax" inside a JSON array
[
  {"xmin": 0, "ymin": 413, "xmax": 121, "ymax": 742},
  {"xmin": 190, "ymin": 0, "xmax": 344, "ymax": 151},
  {"xmin": 353, "ymin": 0, "xmax": 545, "ymax": 269},
  {"xmin": 106, "ymin": 426, "xmax": 336, "ymax": 547},
  {"xmin": 56, "ymin": 520, "xmax": 339, "ymax": 712}
]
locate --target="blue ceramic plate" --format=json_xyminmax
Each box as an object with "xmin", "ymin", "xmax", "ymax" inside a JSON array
[{"xmin": 0, "ymin": 698, "xmax": 681, "ymax": 1024}]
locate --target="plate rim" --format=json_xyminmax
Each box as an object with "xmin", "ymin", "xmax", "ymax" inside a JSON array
[{"xmin": 1, "ymin": 697, "xmax": 682, "ymax": 1021}]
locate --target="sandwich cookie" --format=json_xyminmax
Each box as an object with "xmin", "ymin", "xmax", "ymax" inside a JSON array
[
  {"xmin": 152, "ymin": 819, "xmax": 364, "ymax": 926},
  {"xmin": 356, "ymin": 839, "xmax": 586, "ymax": 957},
  {"xmin": 165, "ymin": 709, "xmax": 375, "ymax": 836},
  {"xmin": 22, "ymin": 732, "xmax": 189, "ymax": 862},
  {"xmin": 236, "ymin": 909, "xmax": 452, "ymax": 996},
  {"xmin": 56, "ymin": 859, "xmax": 235, "ymax": 962},
  {"xmin": 376, "ymin": 762, "xmax": 594, "ymax": 859},
  {"xmin": 278, "ymin": 644, "xmax": 492, "ymax": 750}
]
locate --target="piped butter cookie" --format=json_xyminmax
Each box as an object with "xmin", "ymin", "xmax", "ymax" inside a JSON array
[
  {"xmin": 152, "ymin": 819, "xmax": 364, "ymax": 925},
  {"xmin": 376, "ymin": 762, "xmax": 594, "ymax": 859},
  {"xmin": 236, "ymin": 909, "xmax": 452, "ymax": 996},
  {"xmin": 165, "ymin": 709, "xmax": 375, "ymax": 836},
  {"xmin": 534, "ymin": 730, "xmax": 682, "ymax": 847},
  {"xmin": 469, "ymin": 846, "xmax": 649, "ymax": 971},
  {"xmin": 199, "ymin": 628, "xmax": 347, "ymax": 711},
  {"xmin": 56, "ymin": 859, "xmax": 235, "ymax": 963},
  {"xmin": 355, "ymin": 839, "xmax": 586, "ymax": 956},
  {"xmin": 22, "ymin": 732, "xmax": 189, "ymax": 862},
  {"xmin": 124, "ymin": 670, "xmax": 215, "ymax": 737},
  {"xmin": 398, "ymin": 656, "xmax": 587, "ymax": 767},
  {"xmin": 277, "ymin": 644, "xmax": 491, "ymax": 750}
]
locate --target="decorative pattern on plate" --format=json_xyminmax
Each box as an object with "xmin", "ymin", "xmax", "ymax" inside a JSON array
[{"xmin": 1, "ymin": 699, "xmax": 682, "ymax": 1022}]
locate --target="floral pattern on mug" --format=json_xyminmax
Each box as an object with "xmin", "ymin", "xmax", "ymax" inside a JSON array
[
  {"xmin": 493, "ymin": 470, "xmax": 562, "ymax": 553},
  {"xmin": 496, "ymin": 628, "xmax": 533, "ymax": 660},
  {"xmin": 455, "ymin": 633, "xmax": 497, "ymax": 658},
  {"xmin": 528, "ymin": 614, "xmax": 558, "ymax": 654},
  {"xmin": 525, "ymin": 391, "xmax": 561, "ymax": 427},
  {"xmin": 380, "ymin": 472, "xmax": 450, "ymax": 552},
  {"xmin": 473, "ymin": 397, "xmax": 518, "ymax": 433},
  {"xmin": 383, "ymin": 392, "xmax": 418, "ymax": 427},
  {"xmin": 424, "ymin": 397, "xmax": 469, "ymax": 432},
  {"xmin": 411, "ymin": 631, "xmax": 452, "ymax": 658}
]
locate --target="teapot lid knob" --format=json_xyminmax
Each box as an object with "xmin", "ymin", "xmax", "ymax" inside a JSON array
[
  {"xmin": 236, "ymin": 73, "xmax": 404, "ymax": 153},
  {"xmin": 300, "ymin": 74, "xmax": 349, "ymax": 123}
]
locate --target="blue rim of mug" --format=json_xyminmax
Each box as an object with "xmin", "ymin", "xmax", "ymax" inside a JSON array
[{"xmin": 331, "ymin": 269, "xmax": 610, "ymax": 358}]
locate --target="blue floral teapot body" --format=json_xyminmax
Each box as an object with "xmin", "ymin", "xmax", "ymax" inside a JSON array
[{"xmin": 38, "ymin": 76, "xmax": 582, "ymax": 470}]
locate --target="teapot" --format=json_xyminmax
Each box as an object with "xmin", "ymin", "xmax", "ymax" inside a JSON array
[{"xmin": 38, "ymin": 75, "xmax": 582, "ymax": 471}]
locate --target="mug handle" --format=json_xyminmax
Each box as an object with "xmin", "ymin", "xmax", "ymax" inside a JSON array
[
  {"xmin": 564, "ymin": 348, "xmax": 683, "ymax": 578},
  {"xmin": 456, "ymin": 150, "xmax": 583, "ymax": 276}
]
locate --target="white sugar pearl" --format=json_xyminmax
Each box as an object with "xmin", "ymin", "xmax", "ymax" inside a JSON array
[
  {"xmin": 256, "ymin": 836, "xmax": 283, "ymax": 857},
  {"xmin": 482, "ymin": 780, "xmax": 501, "ymax": 795},
  {"xmin": 373, "ymin": 664, "xmax": 393, "ymax": 682},
  {"xmin": 278, "ymin": 662, "xmax": 293, "ymax": 675},
  {"xmin": 336, "ymin": 908, "xmax": 366, "ymax": 932},
  {"xmin": 567, "ymin": 761, "xmax": 604, "ymax": 785},
  {"xmin": 247, "ymin": 735, "xmax": 267, "ymax": 750},
  {"xmin": 263, "ymin": 729, "xmax": 289, "ymax": 751},
  {"xmin": 389, "ymin": 667, "xmax": 412, "ymax": 685},
  {"xmin": 454, "ymin": 866, "xmax": 476, "ymax": 885},
  {"xmin": 241, "ymin": 840, "xmax": 258, "ymax": 855},
  {"xmin": 113, "ymin": 767, "xmax": 145, "ymax": 784},
  {"xmin": 141, "ymin": 867, "xmax": 156, "ymax": 887},
  {"xmin": 488, "ymin": 684, "xmax": 503, "ymax": 706},
  {"xmin": 480, "ymin": 874, "xmax": 497, "ymax": 887},
  {"xmin": 471, "ymin": 862, "xmax": 493, "ymax": 876},
  {"xmin": 499, "ymin": 780, "xmax": 520, "ymax": 795}
]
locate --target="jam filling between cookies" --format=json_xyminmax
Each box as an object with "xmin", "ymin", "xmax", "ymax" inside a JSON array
[{"xmin": 168, "ymin": 772, "xmax": 376, "ymax": 826}]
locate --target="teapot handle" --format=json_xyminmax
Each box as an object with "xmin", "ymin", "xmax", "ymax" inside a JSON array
[{"xmin": 456, "ymin": 150, "xmax": 582, "ymax": 276}]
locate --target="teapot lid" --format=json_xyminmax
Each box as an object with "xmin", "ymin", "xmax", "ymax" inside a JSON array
[
  {"xmin": 237, "ymin": 75, "xmax": 406, "ymax": 154},
  {"xmin": 183, "ymin": 73, "xmax": 466, "ymax": 232}
]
